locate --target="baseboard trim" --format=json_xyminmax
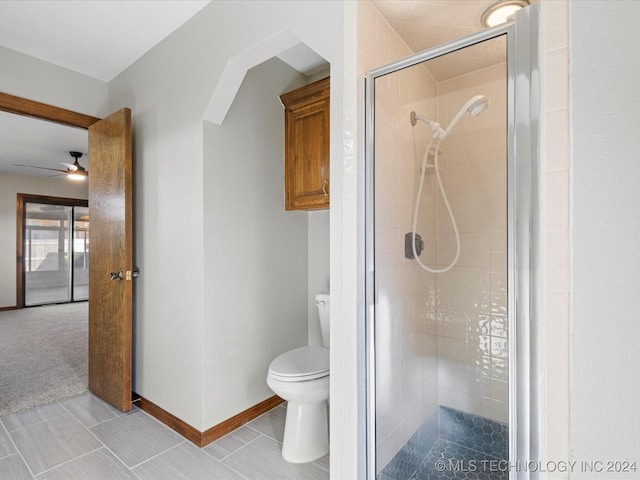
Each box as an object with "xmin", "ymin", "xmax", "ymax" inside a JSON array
[
  {"xmin": 201, "ymin": 394, "xmax": 284, "ymax": 446},
  {"xmin": 0, "ymin": 306, "xmax": 18, "ymax": 311},
  {"xmin": 132, "ymin": 392, "xmax": 284, "ymax": 448}
]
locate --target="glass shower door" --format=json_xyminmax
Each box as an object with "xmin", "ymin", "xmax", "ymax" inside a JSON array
[{"xmin": 371, "ymin": 33, "xmax": 509, "ymax": 480}]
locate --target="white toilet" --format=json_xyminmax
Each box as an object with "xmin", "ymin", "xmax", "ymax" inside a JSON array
[{"xmin": 267, "ymin": 292, "xmax": 330, "ymax": 463}]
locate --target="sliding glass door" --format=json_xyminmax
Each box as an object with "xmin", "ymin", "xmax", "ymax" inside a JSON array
[
  {"xmin": 72, "ymin": 206, "xmax": 89, "ymax": 301},
  {"xmin": 24, "ymin": 200, "xmax": 89, "ymax": 306}
]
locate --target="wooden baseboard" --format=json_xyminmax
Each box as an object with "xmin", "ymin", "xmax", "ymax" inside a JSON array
[
  {"xmin": 201, "ymin": 394, "xmax": 284, "ymax": 445},
  {"xmin": 132, "ymin": 392, "xmax": 284, "ymax": 448},
  {"xmin": 0, "ymin": 306, "xmax": 19, "ymax": 311}
]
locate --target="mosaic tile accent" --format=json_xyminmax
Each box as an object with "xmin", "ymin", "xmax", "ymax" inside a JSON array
[
  {"xmin": 380, "ymin": 407, "xmax": 508, "ymax": 480},
  {"xmin": 439, "ymin": 407, "xmax": 508, "ymax": 460}
]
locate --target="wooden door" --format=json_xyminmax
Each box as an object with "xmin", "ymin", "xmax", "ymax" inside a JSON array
[{"xmin": 88, "ymin": 108, "xmax": 133, "ymax": 411}]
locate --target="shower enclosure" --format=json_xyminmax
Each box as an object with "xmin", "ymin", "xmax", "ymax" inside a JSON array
[{"xmin": 365, "ymin": 6, "xmax": 539, "ymax": 480}]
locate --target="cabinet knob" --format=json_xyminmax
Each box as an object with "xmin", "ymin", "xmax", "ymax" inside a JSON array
[{"xmin": 322, "ymin": 179, "xmax": 329, "ymax": 197}]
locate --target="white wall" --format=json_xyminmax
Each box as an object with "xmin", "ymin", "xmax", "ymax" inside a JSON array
[
  {"xmin": 308, "ymin": 209, "xmax": 330, "ymax": 346},
  {"xmin": 108, "ymin": 0, "xmax": 343, "ymax": 433},
  {"xmin": 202, "ymin": 57, "xmax": 310, "ymax": 427},
  {"xmin": 0, "ymin": 173, "xmax": 88, "ymax": 308},
  {"xmin": 570, "ymin": 1, "xmax": 640, "ymax": 476},
  {"xmin": 0, "ymin": 46, "xmax": 108, "ymax": 117}
]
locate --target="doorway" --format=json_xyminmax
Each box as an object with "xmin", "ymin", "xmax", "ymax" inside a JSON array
[
  {"xmin": 1, "ymin": 92, "xmax": 134, "ymax": 412},
  {"xmin": 18, "ymin": 194, "xmax": 89, "ymax": 306}
]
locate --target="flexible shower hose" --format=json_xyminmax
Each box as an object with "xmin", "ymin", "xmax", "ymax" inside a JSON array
[{"xmin": 411, "ymin": 135, "xmax": 460, "ymax": 273}]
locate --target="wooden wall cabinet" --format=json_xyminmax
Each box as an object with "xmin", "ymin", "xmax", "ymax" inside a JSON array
[{"xmin": 280, "ymin": 77, "xmax": 330, "ymax": 211}]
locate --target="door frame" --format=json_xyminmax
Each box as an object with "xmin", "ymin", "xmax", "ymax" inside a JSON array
[
  {"xmin": 16, "ymin": 193, "xmax": 89, "ymax": 307},
  {"xmin": 1, "ymin": 93, "xmax": 137, "ymax": 411},
  {"xmin": 0, "ymin": 92, "xmax": 101, "ymax": 307}
]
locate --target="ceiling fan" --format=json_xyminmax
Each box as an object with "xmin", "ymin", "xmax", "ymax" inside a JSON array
[{"xmin": 15, "ymin": 151, "xmax": 88, "ymax": 180}]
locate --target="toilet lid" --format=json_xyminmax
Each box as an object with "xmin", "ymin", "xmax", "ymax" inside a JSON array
[{"xmin": 268, "ymin": 346, "xmax": 329, "ymax": 382}]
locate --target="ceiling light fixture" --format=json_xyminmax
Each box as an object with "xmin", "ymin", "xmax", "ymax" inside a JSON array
[{"xmin": 481, "ymin": 0, "xmax": 530, "ymax": 28}]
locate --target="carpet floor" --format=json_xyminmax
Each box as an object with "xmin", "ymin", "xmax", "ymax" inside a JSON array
[{"xmin": 0, "ymin": 302, "xmax": 87, "ymax": 415}]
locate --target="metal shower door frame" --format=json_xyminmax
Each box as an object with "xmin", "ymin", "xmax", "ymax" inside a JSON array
[{"xmin": 364, "ymin": 5, "xmax": 540, "ymax": 479}]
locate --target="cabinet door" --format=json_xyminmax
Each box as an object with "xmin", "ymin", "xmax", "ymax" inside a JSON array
[{"xmin": 284, "ymin": 94, "xmax": 330, "ymax": 210}]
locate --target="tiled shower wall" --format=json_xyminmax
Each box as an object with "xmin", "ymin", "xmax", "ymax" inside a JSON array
[
  {"xmin": 435, "ymin": 62, "xmax": 509, "ymax": 423},
  {"xmin": 540, "ymin": 0, "xmax": 570, "ymax": 473}
]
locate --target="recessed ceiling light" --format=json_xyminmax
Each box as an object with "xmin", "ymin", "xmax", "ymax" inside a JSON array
[{"xmin": 481, "ymin": 0, "xmax": 530, "ymax": 28}]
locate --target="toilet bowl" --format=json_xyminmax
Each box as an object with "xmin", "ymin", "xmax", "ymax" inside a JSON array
[{"xmin": 266, "ymin": 292, "xmax": 330, "ymax": 463}]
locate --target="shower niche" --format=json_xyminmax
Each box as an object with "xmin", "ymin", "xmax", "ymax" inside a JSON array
[{"xmin": 369, "ymin": 32, "xmax": 511, "ymax": 480}]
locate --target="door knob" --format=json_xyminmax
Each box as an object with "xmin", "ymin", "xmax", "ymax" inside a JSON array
[{"xmin": 110, "ymin": 271, "xmax": 124, "ymax": 281}]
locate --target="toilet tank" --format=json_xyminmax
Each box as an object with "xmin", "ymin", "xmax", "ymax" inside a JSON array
[{"xmin": 315, "ymin": 292, "xmax": 330, "ymax": 347}]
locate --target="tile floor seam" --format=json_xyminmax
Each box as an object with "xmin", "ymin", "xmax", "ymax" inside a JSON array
[
  {"xmin": 0, "ymin": 418, "xmax": 17, "ymax": 459},
  {"xmin": 79, "ymin": 411, "xmax": 148, "ymax": 474},
  {"xmin": 244, "ymin": 423, "xmax": 264, "ymax": 436},
  {"xmin": 1, "ymin": 401, "xmax": 67, "ymax": 433},
  {"xmin": 31, "ymin": 445, "xmax": 105, "ymax": 478},
  {"xmin": 78, "ymin": 409, "xmax": 130, "ymax": 429},
  {"xmin": 128, "ymin": 439, "xmax": 187, "ymax": 470},
  {"xmin": 260, "ymin": 431, "xmax": 284, "ymax": 444},
  {"xmin": 212, "ymin": 433, "xmax": 265, "ymax": 462},
  {"xmin": 85, "ymin": 438, "xmax": 142, "ymax": 478},
  {"xmin": 217, "ymin": 459, "xmax": 252, "ymax": 480},
  {"xmin": 57, "ymin": 394, "xmax": 131, "ymax": 429},
  {"xmin": 18, "ymin": 413, "xmax": 103, "ymax": 476},
  {"xmin": 200, "ymin": 440, "xmax": 262, "ymax": 480},
  {"xmin": 245, "ymin": 418, "xmax": 284, "ymax": 444},
  {"xmin": 2, "ymin": 415, "xmax": 37, "ymax": 479}
]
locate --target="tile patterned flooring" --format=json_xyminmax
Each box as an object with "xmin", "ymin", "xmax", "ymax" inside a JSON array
[{"xmin": 0, "ymin": 392, "xmax": 329, "ymax": 479}]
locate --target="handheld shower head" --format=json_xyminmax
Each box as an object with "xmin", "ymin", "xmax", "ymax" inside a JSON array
[
  {"xmin": 443, "ymin": 94, "xmax": 490, "ymax": 137},
  {"xmin": 466, "ymin": 95, "xmax": 490, "ymax": 116}
]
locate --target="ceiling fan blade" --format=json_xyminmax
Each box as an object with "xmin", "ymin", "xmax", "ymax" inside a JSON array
[
  {"xmin": 61, "ymin": 162, "xmax": 79, "ymax": 171},
  {"xmin": 14, "ymin": 164, "xmax": 68, "ymax": 173}
]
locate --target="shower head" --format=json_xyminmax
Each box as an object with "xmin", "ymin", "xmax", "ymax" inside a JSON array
[
  {"xmin": 465, "ymin": 95, "xmax": 490, "ymax": 116},
  {"xmin": 443, "ymin": 94, "xmax": 490, "ymax": 137},
  {"xmin": 410, "ymin": 95, "xmax": 489, "ymax": 141}
]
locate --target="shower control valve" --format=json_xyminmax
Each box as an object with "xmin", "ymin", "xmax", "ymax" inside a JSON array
[{"xmin": 405, "ymin": 232, "xmax": 425, "ymax": 259}]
